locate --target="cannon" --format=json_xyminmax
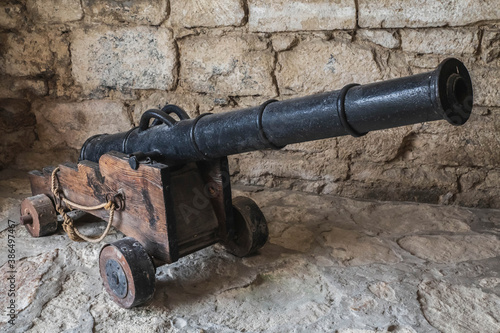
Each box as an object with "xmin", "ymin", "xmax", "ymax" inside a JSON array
[{"xmin": 20, "ymin": 58, "xmax": 473, "ymax": 308}]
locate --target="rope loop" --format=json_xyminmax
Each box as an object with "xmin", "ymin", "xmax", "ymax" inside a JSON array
[{"xmin": 51, "ymin": 167, "xmax": 118, "ymax": 243}]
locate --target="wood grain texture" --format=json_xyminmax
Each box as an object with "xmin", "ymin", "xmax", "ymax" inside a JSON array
[
  {"xmin": 29, "ymin": 152, "xmax": 176, "ymax": 263},
  {"xmin": 26, "ymin": 152, "xmax": 233, "ymax": 264}
]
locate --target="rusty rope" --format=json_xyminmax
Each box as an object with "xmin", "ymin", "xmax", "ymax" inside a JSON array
[{"xmin": 51, "ymin": 167, "xmax": 116, "ymax": 243}]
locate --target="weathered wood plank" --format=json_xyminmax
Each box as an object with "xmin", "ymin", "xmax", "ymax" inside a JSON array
[
  {"xmin": 99, "ymin": 152, "xmax": 176, "ymax": 263},
  {"xmin": 25, "ymin": 152, "xmax": 231, "ymax": 264}
]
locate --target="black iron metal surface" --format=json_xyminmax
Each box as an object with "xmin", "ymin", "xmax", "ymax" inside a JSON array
[
  {"xmin": 105, "ymin": 259, "xmax": 128, "ymax": 299},
  {"xmin": 80, "ymin": 58, "xmax": 473, "ymax": 165}
]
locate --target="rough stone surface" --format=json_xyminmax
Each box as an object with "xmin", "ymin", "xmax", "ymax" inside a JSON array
[
  {"xmin": 0, "ymin": 251, "xmax": 58, "ymax": 311},
  {"xmin": 170, "ymin": 0, "xmax": 245, "ymax": 28},
  {"xmin": 232, "ymin": 148, "xmax": 349, "ymax": 196},
  {"xmin": 471, "ymin": 66, "xmax": 500, "ymax": 106},
  {"xmin": 398, "ymin": 234, "xmax": 500, "ymax": 263},
  {"xmin": 32, "ymin": 100, "xmax": 131, "ymax": 150},
  {"xmin": 400, "ymin": 28, "xmax": 479, "ymax": 55},
  {"xmin": 71, "ymin": 27, "xmax": 177, "ymax": 92},
  {"xmin": 248, "ymin": 0, "xmax": 356, "ymax": 32},
  {"xmin": 0, "ymin": 32, "xmax": 53, "ymax": 76},
  {"xmin": 357, "ymin": 29, "xmax": 400, "ymax": 49},
  {"xmin": 404, "ymin": 113, "xmax": 500, "ymax": 167},
  {"xmin": 418, "ymin": 281, "xmax": 500, "ymax": 332},
  {"xmin": 0, "ymin": 2, "xmax": 24, "ymax": 29},
  {"xmin": 1, "ymin": 179, "xmax": 499, "ymax": 332},
  {"xmin": 368, "ymin": 282, "xmax": 397, "ymax": 303},
  {"xmin": 481, "ymin": 29, "xmax": 500, "ymax": 66},
  {"xmin": 359, "ymin": 0, "xmax": 500, "ymax": 28},
  {"xmin": 0, "ymin": 99, "xmax": 36, "ymax": 169},
  {"xmin": 26, "ymin": 0, "xmax": 82, "ymax": 23},
  {"xmin": 271, "ymin": 34, "xmax": 298, "ymax": 52},
  {"xmin": 0, "ymin": 78, "xmax": 48, "ymax": 99},
  {"xmin": 276, "ymin": 40, "xmax": 383, "ymax": 95},
  {"xmin": 270, "ymin": 225, "xmax": 315, "ymax": 252},
  {"xmin": 179, "ymin": 35, "xmax": 275, "ymax": 96},
  {"xmin": 14, "ymin": 146, "xmax": 80, "ymax": 171},
  {"xmin": 82, "ymin": 0, "xmax": 167, "ymax": 25},
  {"xmin": 321, "ymin": 227, "xmax": 401, "ymax": 266}
]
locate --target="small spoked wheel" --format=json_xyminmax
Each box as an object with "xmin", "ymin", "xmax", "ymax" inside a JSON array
[
  {"xmin": 20, "ymin": 194, "xmax": 58, "ymax": 237},
  {"xmin": 99, "ymin": 237, "xmax": 156, "ymax": 308},
  {"xmin": 224, "ymin": 196, "xmax": 269, "ymax": 257}
]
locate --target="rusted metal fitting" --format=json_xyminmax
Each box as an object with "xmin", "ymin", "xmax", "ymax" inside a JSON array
[{"xmin": 105, "ymin": 191, "xmax": 125, "ymax": 211}]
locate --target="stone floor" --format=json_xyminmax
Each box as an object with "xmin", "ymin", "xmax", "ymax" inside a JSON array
[{"xmin": 1, "ymin": 170, "xmax": 499, "ymax": 333}]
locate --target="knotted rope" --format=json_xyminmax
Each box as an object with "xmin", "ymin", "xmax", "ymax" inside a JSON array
[{"xmin": 51, "ymin": 167, "xmax": 116, "ymax": 243}]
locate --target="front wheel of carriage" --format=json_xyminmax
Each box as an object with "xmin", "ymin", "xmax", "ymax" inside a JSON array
[{"xmin": 99, "ymin": 237, "xmax": 156, "ymax": 308}]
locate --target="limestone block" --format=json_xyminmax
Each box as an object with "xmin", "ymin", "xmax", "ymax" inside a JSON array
[
  {"xmin": 0, "ymin": 99, "xmax": 35, "ymax": 132},
  {"xmin": 270, "ymin": 225, "xmax": 315, "ymax": 252},
  {"xmin": 359, "ymin": 0, "xmax": 500, "ymax": 28},
  {"xmin": 358, "ymin": 29, "xmax": 400, "ymax": 49},
  {"xmin": 15, "ymin": 146, "xmax": 79, "ymax": 171},
  {"xmin": 213, "ymin": 260, "xmax": 336, "ymax": 331},
  {"xmin": 32, "ymin": 100, "xmax": 131, "ymax": 150},
  {"xmin": 179, "ymin": 35, "xmax": 275, "ymax": 96},
  {"xmin": 0, "ymin": 99, "xmax": 36, "ymax": 168},
  {"xmin": 0, "ymin": 77, "xmax": 48, "ymax": 99},
  {"xmin": 456, "ymin": 168, "xmax": 500, "ymax": 207},
  {"xmin": 481, "ymin": 29, "xmax": 500, "ymax": 65},
  {"xmin": 353, "ymin": 163, "xmax": 458, "ymax": 190},
  {"xmin": 82, "ymin": 0, "xmax": 167, "ymax": 25},
  {"xmin": 131, "ymin": 90, "xmax": 216, "ymax": 125},
  {"xmin": 398, "ymin": 234, "xmax": 500, "ymax": 263},
  {"xmin": 471, "ymin": 66, "xmax": 500, "ymax": 106},
  {"xmin": 236, "ymin": 149, "xmax": 349, "ymax": 183},
  {"xmin": 0, "ymin": 251, "xmax": 58, "ymax": 312},
  {"xmin": 26, "ymin": 0, "xmax": 82, "ymax": 23},
  {"xmin": 406, "ymin": 112, "xmax": 500, "ymax": 167},
  {"xmin": 0, "ymin": 32, "xmax": 52, "ymax": 76},
  {"xmin": 0, "ymin": 2, "xmax": 24, "ymax": 29},
  {"xmin": 170, "ymin": 0, "xmax": 245, "ymax": 28},
  {"xmin": 347, "ymin": 201, "xmax": 471, "ymax": 236},
  {"xmin": 321, "ymin": 227, "xmax": 401, "ymax": 266},
  {"xmin": 338, "ymin": 127, "xmax": 411, "ymax": 163},
  {"xmin": 0, "ymin": 198, "xmax": 21, "ymax": 232},
  {"xmin": 400, "ymin": 28, "xmax": 479, "ymax": 55},
  {"xmin": 248, "ymin": 0, "xmax": 356, "ymax": 32},
  {"xmin": 418, "ymin": 281, "xmax": 500, "ymax": 332},
  {"xmin": 71, "ymin": 27, "xmax": 177, "ymax": 91},
  {"xmin": 345, "ymin": 162, "xmax": 458, "ymax": 203},
  {"xmin": 271, "ymin": 34, "xmax": 298, "ymax": 52},
  {"xmin": 368, "ymin": 282, "xmax": 397, "ymax": 302},
  {"xmin": 276, "ymin": 40, "xmax": 383, "ymax": 95}
]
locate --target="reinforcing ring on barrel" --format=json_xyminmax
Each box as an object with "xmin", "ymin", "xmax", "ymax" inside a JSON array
[
  {"xmin": 190, "ymin": 112, "xmax": 213, "ymax": 160},
  {"xmin": 337, "ymin": 83, "xmax": 367, "ymax": 138},
  {"xmin": 257, "ymin": 99, "xmax": 285, "ymax": 150}
]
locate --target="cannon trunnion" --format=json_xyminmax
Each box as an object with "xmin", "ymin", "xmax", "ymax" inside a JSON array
[{"xmin": 21, "ymin": 58, "xmax": 473, "ymax": 308}]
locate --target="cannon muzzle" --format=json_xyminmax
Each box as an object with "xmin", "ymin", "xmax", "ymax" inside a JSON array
[{"xmin": 80, "ymin": 58, "xmax": 473, "ymax": 165}]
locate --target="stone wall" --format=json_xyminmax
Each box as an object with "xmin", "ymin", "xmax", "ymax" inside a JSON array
[{"xmin": 1, "ymin": 0, "xmax": 499, "ymax": 208}]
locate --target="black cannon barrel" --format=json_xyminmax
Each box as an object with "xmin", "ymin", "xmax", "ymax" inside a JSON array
[{"xmin": 80, "ymin": 58, "xmax": 473, "ymax": 165}]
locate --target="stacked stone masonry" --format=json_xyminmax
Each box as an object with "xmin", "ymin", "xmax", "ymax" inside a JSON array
[{"xmin": 1, "ymin": 0, "xmax": 499, "ymax": 208}]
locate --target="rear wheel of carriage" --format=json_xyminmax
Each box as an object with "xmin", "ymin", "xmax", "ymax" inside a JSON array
[
  {"xmin": 224, "ymin": 196, "xmax": 269, "ymax": 257},
  {"xmin": 20, "ymin": 194, "xmax": 58, "ymax": 237},
  {"xmin": 99, "ymin": 237, "xmax": 156, "ymax": 308}
]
